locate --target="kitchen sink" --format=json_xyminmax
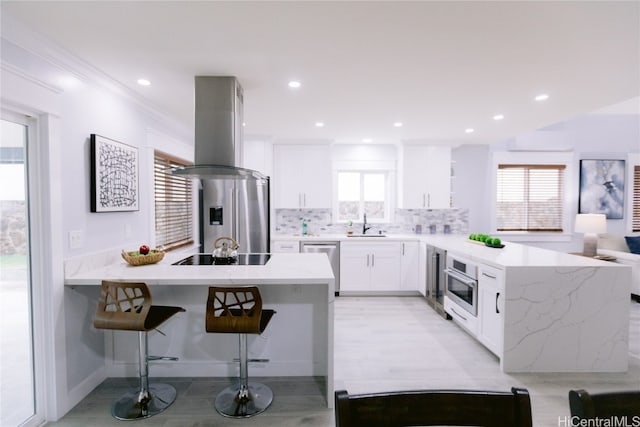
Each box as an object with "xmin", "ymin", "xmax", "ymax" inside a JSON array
[{"xmin": 347, "ymin": 234, "xmax": 387, "ymax": 237}]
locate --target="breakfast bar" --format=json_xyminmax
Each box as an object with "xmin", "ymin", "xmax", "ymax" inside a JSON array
[{"xmin": 64, "ymin": 252, "xmax": 335, "ymax": 407}]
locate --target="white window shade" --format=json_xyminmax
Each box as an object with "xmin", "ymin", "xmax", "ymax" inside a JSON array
[{"xmin": 497, "ymin": 164, "xmax": 566, "ymax": 232}]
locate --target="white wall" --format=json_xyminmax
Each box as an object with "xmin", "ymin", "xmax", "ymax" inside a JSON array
[
  {"xmin": 2, "ymin": 19, "xmax": 193, "ymax": 420},
  {"xmin": 451, "ymin": 145, "xmax": 491, "ymax": 233},
  {"xmin": 453, "ymin": 112, "xmax": 640, "ymax": 252}
]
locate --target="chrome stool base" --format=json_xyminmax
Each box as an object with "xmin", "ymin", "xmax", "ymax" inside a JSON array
[
  {"xmin": 112, "ymin": 383, "xmax": 178, "ymax": 420},
  {"xmin": 214, "ymin": 382, "xmax": 274, "ymax": 418}
]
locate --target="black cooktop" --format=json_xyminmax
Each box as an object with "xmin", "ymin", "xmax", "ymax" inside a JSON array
[{"xmin": 173, "ymin": 253, "xmax": 271, "ymax": 266}]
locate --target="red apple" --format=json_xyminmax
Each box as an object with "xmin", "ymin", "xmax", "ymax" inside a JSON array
[{"xmin": 139, "ymin": 245, "xmax": 150, "ymax": 255}]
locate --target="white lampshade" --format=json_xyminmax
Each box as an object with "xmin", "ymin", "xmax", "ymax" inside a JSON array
[{"xmin": 574, "ymin": 214, "xmax": 607, "ymax": 234}]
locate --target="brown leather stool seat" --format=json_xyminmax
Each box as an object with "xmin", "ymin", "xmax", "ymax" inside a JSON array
[
  {"xmin": 94, "ymin": 280, "xmax": 185, "ymax": 420},
  {"xmin": 205, "ymin": 286, "xmax": 276, "ymax": 418}
]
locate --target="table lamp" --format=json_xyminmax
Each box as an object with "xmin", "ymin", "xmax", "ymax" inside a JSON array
[{"xmin": 574, "ymin": 213, "xmax": 607, "ymax": 257}]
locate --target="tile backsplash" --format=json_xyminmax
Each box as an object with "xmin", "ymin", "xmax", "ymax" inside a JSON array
[{"xmin": 274, "ymin": 208, "xmax": 468, "ymax": 236}]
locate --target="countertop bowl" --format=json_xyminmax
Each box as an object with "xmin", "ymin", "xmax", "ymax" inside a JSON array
[{"xmin": 121, "ymin": 249, "xmax": 165, "ymax": 266}]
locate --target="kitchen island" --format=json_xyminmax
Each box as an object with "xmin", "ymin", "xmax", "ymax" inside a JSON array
[
  {"xmin": 64, "ymin": 251, "xmax": 335, "ymax": 407},
  {"xmin": 424, "ymin": 235, "xmax": 632, "ymax": 373}
]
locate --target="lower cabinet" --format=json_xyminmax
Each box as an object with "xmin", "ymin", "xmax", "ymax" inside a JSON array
[
  {"xmin": 340, "ymin": 241, "xmax": 401, "ymax": 292},
  {"xmin": 272, "ymin": 240, "xmax": 300, "ymax": 253},
  {"xmin": 477, "ymin": 264, "xmax": 504, "ymax": 355},
  {"xmin": 400, "ymin": 241, "xmax": 421, "ymax": 292}
]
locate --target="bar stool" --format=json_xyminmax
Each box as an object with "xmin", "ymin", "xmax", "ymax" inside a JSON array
[
  {"xmin": 93, "ymin": 280, "xmax": 185, "ymax": 420},
  {"xmin": 205, "ymin": 286, "xmax": 276, "ymax": 418}
]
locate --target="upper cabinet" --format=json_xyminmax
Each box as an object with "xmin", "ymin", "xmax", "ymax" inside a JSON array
[
  {"xmin": 243, "ymin": 139, "xmax": 273, "ymax": 177},
  {"xmin": 401, "ymin": 145, "xmax": 452, "ymax": 209},
  {"xmin": 273, "ymin": 144, "xmax": 332, "ymax": 209}
]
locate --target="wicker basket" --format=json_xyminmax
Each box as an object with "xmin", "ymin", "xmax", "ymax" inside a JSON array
[{"xmin": 121, "ymin": 249, "xmax": 165, "ymax": 266}]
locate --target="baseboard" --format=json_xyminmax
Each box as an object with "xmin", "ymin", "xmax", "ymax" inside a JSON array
[{"xmin": 60, "ymin": 366, "xmax": 107, "ymax": 420}]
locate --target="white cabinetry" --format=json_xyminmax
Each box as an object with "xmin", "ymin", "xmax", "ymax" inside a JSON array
[
  {"xmin": 402, "ymin": 145, "xmax": 451, "ymax": 208},
  {"xmin": 271, "ymin": 240, "xmax": 300, "ymax": 253},
  {"xmin": 273, "ymin": 144, "xmax": 331, "ymax": 208},
  {"xmin": 478, "ymin": 264, "xmax": 504, "ymax": 356},
  {"xmin": 340, "ymin": 241, "xmax": 401, "ymax": 292},
  {"xmin": 243, "ymin": 139, "xmax": 273, "ymax": 177},
  {"xmin": 400, "ymin": 241, "xmax": 420, "ymax": 292}
]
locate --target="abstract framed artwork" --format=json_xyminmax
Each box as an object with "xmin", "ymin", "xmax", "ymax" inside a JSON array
[
  {"xmin": 90, "ymin": 134, "xmax": 139, "ymax": 212},
  {"xmin": 578, "ymin": 159, "xmax": 625, "ymax": 219}
]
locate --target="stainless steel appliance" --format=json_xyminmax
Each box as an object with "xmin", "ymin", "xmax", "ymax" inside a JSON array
[
  {"xmin": 300, "ymin": 241, "xmax": 340, "ymax": 295},
  {"xmin": 426, "ymin": 245, "xmax": 449, "ymax": 319},
  {"xmin": 173, "ymin": 253, "xmax": 271, "ymax": 266},
  {"xmin": 169, "ymin": 76, "xmax": 270, "ymax": 254},
  {"xmin": 200, "ymin": 177, "xmax": 269, "ymax": 254},
  {"xmin": 445, "ymin": 255, "xmax": 478, "ymax": 316}
]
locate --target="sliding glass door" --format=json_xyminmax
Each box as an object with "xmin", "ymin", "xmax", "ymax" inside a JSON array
[{"xmin": 0, "ymin": 116, "xmax": 36, "ymax": 426}]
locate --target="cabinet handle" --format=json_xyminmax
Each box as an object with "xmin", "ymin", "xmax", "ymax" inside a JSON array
[
  {"xmin": 402, "ymin": 243, "xmax": 405, "ymax": 255},
  {"xmin": 303, "ymin": 193, "xmax": 306, "ymax": 207},
  {"xmin": 371, "ymin": 254, "xmax": 375, "ymax": 267},
  {"xmin": 366, "ymin": 254, "xmax": 370, "ymax": 267},
  {"xmin": 496, "ymin": 292, "xmax": 500, "ymax": 314},
  {"xmin": 483, "ymin": 272, "xmax": 497, "ymax": 279},
  {"xmin": 422, "ymin": 194, "xmax": 426, "ymax": 207},
  {"xmin": 427, "ymin": 193, "xmax": 431, "ymax": 207},
  {"xmin": 451, "ymin": 307, "xmax": 467, "ymax": 321}
]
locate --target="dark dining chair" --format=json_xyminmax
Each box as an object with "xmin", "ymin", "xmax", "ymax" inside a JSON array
[
  {"xmin": 335, "ymin": 387, "xmax": 533, "ymax": 427},
  {"xmin": 569, "ymin": 389, "xmax": 640, "ymax": 419}
]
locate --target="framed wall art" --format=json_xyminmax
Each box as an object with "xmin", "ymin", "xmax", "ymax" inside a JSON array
[
  {"xmin": 578, "ymin": 159, "xmax": 625, "ymax": 219},
  {"xmin": 90, "ymin": 134, "xmax": 139, "ymax": 212}
]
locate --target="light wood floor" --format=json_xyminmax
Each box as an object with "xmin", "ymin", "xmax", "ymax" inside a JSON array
[{"xmin": 45, "ymin": 296, "xmax": 640, "ymax": 427}]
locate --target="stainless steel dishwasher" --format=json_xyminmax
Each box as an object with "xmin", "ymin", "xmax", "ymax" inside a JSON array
[{"xmin": 300, "ymin": 241, "xmax": 340, "ymax": 295}]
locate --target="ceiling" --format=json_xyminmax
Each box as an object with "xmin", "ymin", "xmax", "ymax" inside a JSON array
[{"xmin": 2, "ymin": 1, "xmax": 639, "ymax": 146}]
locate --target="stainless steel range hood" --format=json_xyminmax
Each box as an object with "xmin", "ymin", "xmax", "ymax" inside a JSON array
[{"xmin": 171, "ymin": 76, "xmax": 266, "ymax": 179}]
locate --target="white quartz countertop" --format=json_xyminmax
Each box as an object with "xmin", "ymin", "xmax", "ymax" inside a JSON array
[
  {"xmin": 421, "ymin": 235, "xmax": 623, "ymax": 268},
  {"xmin": 64, "ymin": 252, "xmax": 335, "ymax": 287},
  {"xmin": 273, "ymin": 233, "xmax": 423, "ymax": 242},
  {"xmin": 273, "ymin": 233, "xmax": 626, "ymax": 269}
]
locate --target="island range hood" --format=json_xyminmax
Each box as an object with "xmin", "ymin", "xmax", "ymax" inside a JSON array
[{"xmin": 171, "ymin": 76, "xmax": 266, "ymax": 179}]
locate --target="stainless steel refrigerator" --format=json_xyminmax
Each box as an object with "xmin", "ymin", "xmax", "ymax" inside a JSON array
[{"xmin": 199, "ymin": 177, "xmax": 270, "ymax": 254}]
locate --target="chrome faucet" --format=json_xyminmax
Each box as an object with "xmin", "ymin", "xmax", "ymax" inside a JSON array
[{"xmin": 362, "ymin": 213, "xmax": 372, "ymax": 234}]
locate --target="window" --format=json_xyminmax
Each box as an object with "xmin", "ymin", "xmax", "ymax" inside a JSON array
[
  {"xmin": 496, "ymin": 164, "xmax": 566, "ymax": 232},
  {"xmin": 337, "ymin": 171, "xmax": 388, "ymax": 222},
  {"xmin": 633, "ymin": 165, "xmax": 640, "ymax": 232},
  {"xmin": 154, "ymin": 152, "xmax": 193, "ymax": 250}
]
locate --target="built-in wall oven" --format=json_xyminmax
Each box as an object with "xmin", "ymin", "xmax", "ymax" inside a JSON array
[{"xmin": 444, "ymin": 255, "xmax": 478, "ymax": 317}]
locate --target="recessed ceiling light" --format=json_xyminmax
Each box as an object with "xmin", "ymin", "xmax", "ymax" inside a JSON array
[
  {"xmin": 493, "ymin": 114, "xmax": 504, "ymax": 121},
  {"xmin": 315, "ymin": 122, "xmax": 325, "ymax": 128},
  {"xmin": 362, "ymin": 138, "xmax": 373, "ymax": 143},
  {"xmin": 288, "ymin": 80, "xmax": 301, "ymax": 88},
  {"xmin": 137, "ymin": 78, "xmax": 151, "ymax": 86},
  {"xmin": 242, "ymin": 122, "xmax": 246, "ymax": 127},
  {"xmin": 465, "ymin": 128, "xmax": 475, "ymax": 134},
  {"xmin": 393, "ymin": 122, "xmax": 403, "ymax": 128},
  {"xmin": 535, "ymin": 93, "xmax": 549, "ymax": 101}
]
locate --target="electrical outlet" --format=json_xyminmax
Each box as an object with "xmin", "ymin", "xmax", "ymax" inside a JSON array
[
  {"xmin": 124, "ymin": 224, "xmax": 132, "ymax": 239},
  {"xmin": 69, "ymin": 230, "xmax": 83, "ymax": 249}
]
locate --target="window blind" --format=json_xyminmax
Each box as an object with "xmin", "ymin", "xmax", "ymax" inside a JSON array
[
  {"xmin": 154, "ymin": 152, "xmax": 193, "ymax": 250},
  {"xmin": 496, "ymin": 164, "xmax": 565, "ymax": 232},
  {"xmin": 633, "ymin": 165, "xmax": 640, "ymax": 232}
]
